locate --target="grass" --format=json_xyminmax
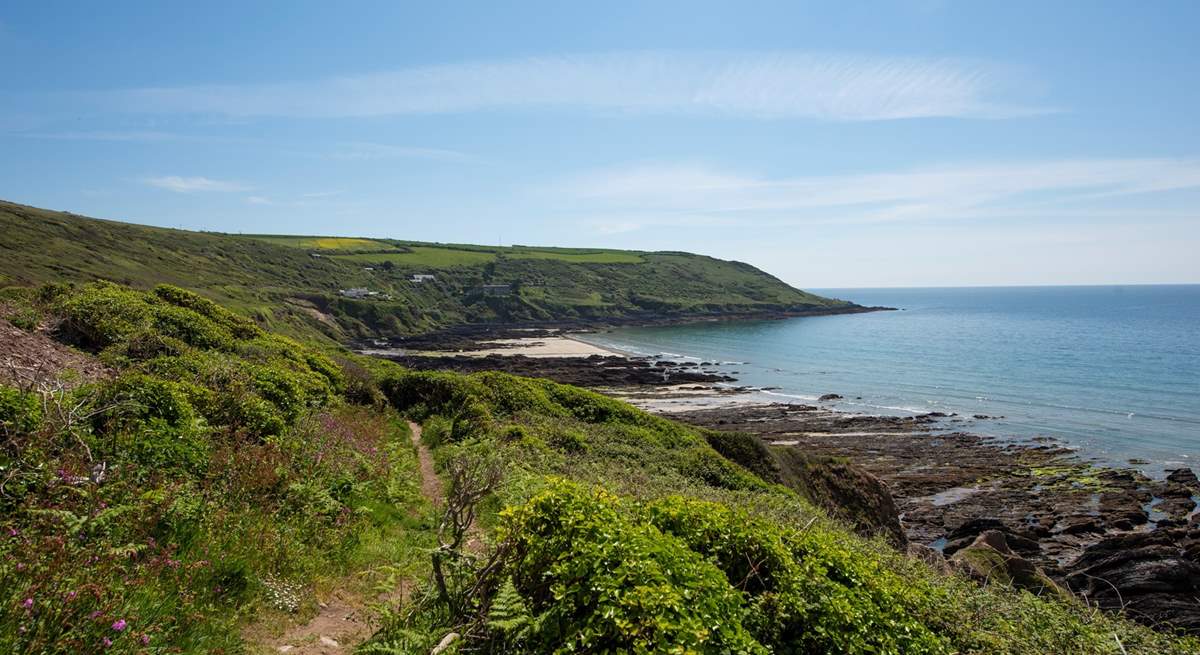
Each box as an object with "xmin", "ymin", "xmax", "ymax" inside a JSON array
[
  {"xmin": 248, "ymin": 236, "xmax": 395, "ymax": 251},
  {"xmin": 334, "ymin": 246, "xmax": 645, "ymax": 266},
  {"xmin": 335, "ymin": 247, "xmax": 499, "ymax": 267},
  {"xmin": 363, "ymin": 367, "xmax": 1200, "ymax": 654},
  {"xmin": 0, "ymin": 199, "xmax": 851, "ymax": 342},
  {"xmin": 0, "ymin": 283, "xmax": 430, "ymax": 653},
  {"xmin": 2, "ymin": 283, "xmax": 1196, "ymax": 654}
]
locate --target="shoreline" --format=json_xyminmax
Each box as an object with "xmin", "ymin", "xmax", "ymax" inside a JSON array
[{"xmin": 356, "ymin": 331, "xmax": 1200, "ymax": 632}]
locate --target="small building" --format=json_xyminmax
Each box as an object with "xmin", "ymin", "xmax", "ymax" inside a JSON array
[
  {"xmin": 410, "ymin": 274, "xmax": 436, "ymax": 283},
  {"xmin": 479, "ymin": 284, "xmax": 512, "ymax": 297},
  {"xmin": 338, "ymin": 287, "xmax": 371, "ymax": 299}
]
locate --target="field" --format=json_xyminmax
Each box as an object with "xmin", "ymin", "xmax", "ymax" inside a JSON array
[
  {"xmin": 0, "ymin": 199, "xmax": 852, "ymax": 341},
  {"xmin": 249, "ymin": 235, "xmax": 395, "ymax": 251},
  {"xmin": 336, "ymin": 246, "xmax": 499, "ymax": 267}
]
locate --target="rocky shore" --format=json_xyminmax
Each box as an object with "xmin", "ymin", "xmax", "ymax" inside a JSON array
[
  {"xmin": 654, "ymin": 400, "xmax": 1200, "ymax": 633},
  {"xmin": 361, "ymin": 334, "xmax": 1200, "ymax": 633}
]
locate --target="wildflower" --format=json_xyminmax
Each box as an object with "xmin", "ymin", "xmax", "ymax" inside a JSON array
[
  {"xmin": 67, "ymin": 591, "xmax": 78, "ymax": 600},
  {"xmin": 102, "ymin": 637, "xmax": 113, "ymax": 647},
  {"xmin": 141, "ymin": 634, "xmax": 151, "ymax": 645},
  {"xmin": 112, "ymin": 619, "xmax": 127, "ymax": 631},
  {"xmin": 21, "ymin": 597, "xmax": 33, "ymax": 609}
]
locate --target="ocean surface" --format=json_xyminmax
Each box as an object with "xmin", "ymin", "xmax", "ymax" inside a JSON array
[{"xmin": 575, "ymin": 285, "xmax": 1200, "ymax": 474}]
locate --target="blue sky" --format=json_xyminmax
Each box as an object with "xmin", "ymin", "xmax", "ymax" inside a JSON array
[{"xmin": 2, "ymin": 1, "xmax": 1198, "ymax": 287}]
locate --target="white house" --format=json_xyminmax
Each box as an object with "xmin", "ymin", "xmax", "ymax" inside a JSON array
[
  {"xmin": 410, "ymin": 274, "xmax": 436, "ymax": 283},
  {"xmin": 339, "ymin": 287, "xmax": 371, "ymax": 299}
]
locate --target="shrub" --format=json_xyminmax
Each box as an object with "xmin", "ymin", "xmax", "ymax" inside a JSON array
[
  {"xmin": 150, "ymin": 304, "xmax": 234, "ymax": 351},
  {"xmin": 645, "ymin": 497, "xmax": 947, "ymax": 655},
  {"xmin": 94, "ymin": 373, "xmax": 209, "ymax": 471},
  {"xmin": 498, "ymin": 480, "xmax": 766, "ymax": 654},
  {"xmin": 0, "ymin": 386, "xmax": 42, "ymax": 438},
  {"xmin": 153, "ymin": 284, "xmax": 263, "ymax": 339},
  {"xmin": 56, "ymin": 282, "xmax": 153, "ymax": 349}
]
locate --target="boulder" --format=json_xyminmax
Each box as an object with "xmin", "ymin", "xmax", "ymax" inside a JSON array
[
  {"xmin": 772, "ymin": 448, "xmax": 907, "ymax": 547},
  {"xmin": 1065, "ymin": 530, "xmax": 1200, "ymax": 633},
  {"xmin": 1167, "ymin": 468, "xmax": 1199, "ymax": 487},
  {"xmin": 907, "ymin": 542, "xmax": 951, "ymax": 574},
  {"xmin": 949, "ymin": 530, "xmax": 1065, "ymax": 596},
  {"xmin": 818, "ymin": 393, "xmax": 843, "ymax": 401}
]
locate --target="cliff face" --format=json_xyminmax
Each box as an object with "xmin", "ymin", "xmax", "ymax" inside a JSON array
[{"xmin": 704, "ymin": 430, "xmax": 907, "ymax": 547}]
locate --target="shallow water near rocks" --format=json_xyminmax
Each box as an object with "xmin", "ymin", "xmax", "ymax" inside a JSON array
[{"xmin": 578, "ymin": 285, "xmax": 1200, "ymax": 474}]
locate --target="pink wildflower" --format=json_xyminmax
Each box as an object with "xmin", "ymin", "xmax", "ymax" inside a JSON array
[
  {"xmin": 112, "ymin": 619, "xmax": 127, "ymax": 631},
  {"xmin": 141, "ymin": 634, "xmax": 151, "ymax": 645},
  {"xmin": 21, "ymin": 597, "xmax": 32, "ymax": 609},
  {"xmin": 102, "ymin": 637, "xmax": 113, "ymax": 647}
]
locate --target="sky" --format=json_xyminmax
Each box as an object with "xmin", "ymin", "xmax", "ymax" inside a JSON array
[{"xmin": 2, "ymin": 1, "xmax": 1199, "ymax": 288}]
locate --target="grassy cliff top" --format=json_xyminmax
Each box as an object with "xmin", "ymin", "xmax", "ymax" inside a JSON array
[
  {"xmin": 0, "ymin": 281, "xmax": 1193, "ymax": 653},
  {"xmin": 0, "ymin": 200, "xmax": 852, "ymax": 341}
]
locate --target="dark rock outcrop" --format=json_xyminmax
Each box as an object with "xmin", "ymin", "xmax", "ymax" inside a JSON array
[
  {"xmin": 772, "ymin": 448, "xmax": 907, "ymax": 548},
  {"xmin": 950, "ymin": 530, "xmax": 1064, "ymax": 596},
  {"xmin": 701, "ymin": 429, "xmax": 907, "ymax": 547},
  {"xmin": 1065, "ymin": 530, "xmax": 1200, "ymax": 632}
]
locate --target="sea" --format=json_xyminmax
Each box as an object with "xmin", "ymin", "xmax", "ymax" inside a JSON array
[{"xmin": 574, "ymin": 285, "xmax": 1200, "ymax": 474}]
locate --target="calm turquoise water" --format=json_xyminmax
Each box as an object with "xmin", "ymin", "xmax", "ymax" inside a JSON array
[{"xmin": 577, "ymin": 286, "xmax": 1200, "ymax": 472}]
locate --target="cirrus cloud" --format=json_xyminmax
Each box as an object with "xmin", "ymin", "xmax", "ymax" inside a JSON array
[
  {"xmin": 142, "ymin": 175, "xmax": 250, "ymax": 193},
  {"xmin": 95, "ymin": 51, "xmax": 1049, "ymax": 122}
]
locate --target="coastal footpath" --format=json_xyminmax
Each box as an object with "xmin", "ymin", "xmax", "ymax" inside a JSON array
[{"xmin": 375, "ymin": 332, "xmax": 1200, "ymax": 633}]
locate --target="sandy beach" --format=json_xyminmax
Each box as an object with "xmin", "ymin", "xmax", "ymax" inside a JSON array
[{"xmin": 452, "ymin": 335, "xmax": 625, "ymax": 358}]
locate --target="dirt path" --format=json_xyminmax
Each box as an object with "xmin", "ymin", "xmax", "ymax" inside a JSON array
[
  {"xmin": 252, "ymin": 421, "xmax": 444, "ymax": 654},
  {"xmin": 410, "ymin": 420, "xmax": 445, "ymax": 507}
]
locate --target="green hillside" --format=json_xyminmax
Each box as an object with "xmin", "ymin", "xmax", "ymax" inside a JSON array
[
  {"xmin": 0, "ymin": 200, "xmax": 855, "ymax": 342},
  {"xmin": 0, "ymin": 282, "xmax": 1193, "ymax": 653}
]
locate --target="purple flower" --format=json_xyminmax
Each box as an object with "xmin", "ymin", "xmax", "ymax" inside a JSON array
[
  {"xmin": 141, "ymin": 634, "xmax": 151, "ymax": 645},
  {"xmin": 21, "ymin": 597, "xmax": 32, "ymax": 609},
  {"xmin": 112, "ymin": 619, "xmax": 127, "ymax": 631},
  {"xmin": 102, "ymin": 637, "xmax": 113, "ymax": 647}
]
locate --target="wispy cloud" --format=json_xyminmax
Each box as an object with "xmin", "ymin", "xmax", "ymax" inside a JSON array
[
  {"xmin": 142, "ymin": 175, "xmax": 250, "ymax": 193},
  {"xmin": 95, "ymin": 51, "xmax": 1046, "ymax": 121},
  {"xmin": 244, "ymin": 191, "xmax": 343, "ymax": 207},
  {"xmin": 559, "ymin": 158, "xmax": 1200, "ymax": 232},
  {"xmin": 325, "ymin": 141, "xmax": 478, "ymax": 162},
  {"xmin": 18, "ymin": 130, "xmax": 182, "ymax": 142}
]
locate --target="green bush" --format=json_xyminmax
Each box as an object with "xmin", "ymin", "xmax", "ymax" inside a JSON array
[
  {"xmin": 94, "ymin": 373, "xmax": 209, "ymax": 471},
  {"xmin": 0, "ymin": 386, "xmax": 42, "ymax": 438},
  {"xmin": 151, "ymin": 303, "xmax": 234, "ymax": 351},
  {"xmin": 498, "ymin": 479, "xmax": 766, "ymax": 654},
  {"xmin": 153, "ymin": 284, "xmax": 263, "ymax": 339},
  {"xmin": 56, "ymin": 281, "xmax": 153, "ymax": 348},
  {"xmin": 645, "ymin": 497, "xmax": 947, "ymax": 655}
]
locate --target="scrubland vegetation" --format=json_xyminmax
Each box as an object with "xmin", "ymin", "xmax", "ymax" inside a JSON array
[
  {"xmin": 1, "ymin": 201, "xmax": 852, "ymax": 344},
  {"xmin": 2, "ymin": 281, "xmax": 1196, "ymax": 653}
]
